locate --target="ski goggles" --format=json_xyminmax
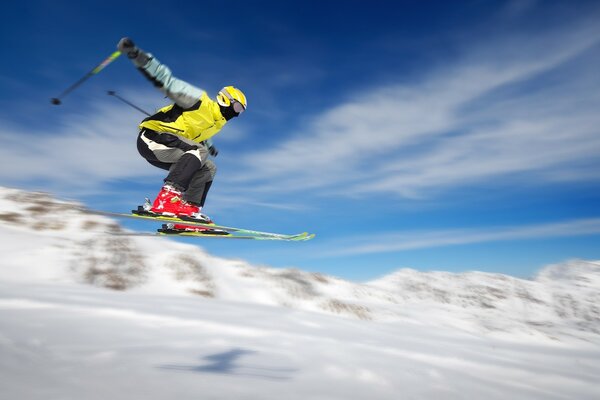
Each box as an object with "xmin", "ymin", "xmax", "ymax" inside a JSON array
[{"xmin": 218, "ymin": 89, "xmax": 246, "ymax": 115}]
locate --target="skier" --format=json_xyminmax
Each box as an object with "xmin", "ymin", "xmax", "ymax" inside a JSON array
[{"xmin": 117, "ymin": 37, "xmax": 247, "ymax": 224}]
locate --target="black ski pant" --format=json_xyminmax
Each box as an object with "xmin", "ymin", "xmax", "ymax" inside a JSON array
[{"xmin": 137, "ymin": 129, "xmax": 216, "ymax": 207}]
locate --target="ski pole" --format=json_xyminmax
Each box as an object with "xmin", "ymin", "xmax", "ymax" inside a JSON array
[
  {"xmin": 107, "ymin": 90, "xmax": 151, "ymax": 116},
  {"xmin": 51, "ymin": 50, "xmax": 122, "ymax": 105}
]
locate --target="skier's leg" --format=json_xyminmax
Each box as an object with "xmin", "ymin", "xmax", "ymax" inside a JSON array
[
  {"xmin": 184, "ymin": 159, "xmax": 217, "ymax": 206},
  {"xmin": 137, "ymin": 129, "xmax": 208, "ymax": 191},
  {"xmin": 164, "ymin": 146, "xmax": 209, "ymax": 193},
  {"xmin": 198, "ymin": 181, "xmax": 213, "ymax": 208},
  {"xmin": 137, "ymin": 130, "xmax": 184, "ymax": 170},
  {"xmin": 137, "ymin": 130, "xmax": 212, "ymax": 220},
  {"xmin": 137, "ymin": 130, "xmax": 194, "ymax": 215}
]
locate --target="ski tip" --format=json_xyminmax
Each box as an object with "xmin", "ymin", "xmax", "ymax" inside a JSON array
[{"xmin": 293, "ymin": 232, "xmax": 315, "ymax": 241}]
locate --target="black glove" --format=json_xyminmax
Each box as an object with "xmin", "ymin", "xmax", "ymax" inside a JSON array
[
  {"xmin": 117, "ymin": 37, "xmax": 138, "ymax": 58},
  {"xmin": 208, "ymin": 144, "xmax": 219, "ymax": 157}
]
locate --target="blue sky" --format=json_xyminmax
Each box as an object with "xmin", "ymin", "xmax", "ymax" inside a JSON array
[{"xmin": 1, "ymin": 0, "xmax": 599, "ymax": 281}]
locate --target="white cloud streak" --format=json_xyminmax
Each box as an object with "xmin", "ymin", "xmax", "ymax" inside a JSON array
[
  {"xmin": 317, "ymin": 218, "xmax": 600, "ymax": 257},
  {"xmin": 226, "ymin": 20, "xmax": 600, "ymax": 200},
  {"xmin": 0, "ymin": 93, "xmax": 162, "ymax": 195},
  {"xmin": 2, "ymin": 16, "xmax": 599, "ymax": 209}
]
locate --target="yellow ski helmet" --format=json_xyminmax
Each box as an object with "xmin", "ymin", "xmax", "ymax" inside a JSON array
[{"xmin": 217, "ymin": 86, "xmax": 247, "ymax": 114}]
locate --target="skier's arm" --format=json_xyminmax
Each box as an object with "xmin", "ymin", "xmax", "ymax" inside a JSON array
[
  {"xmin": 118, "ymin": 38, "xmax": 204, "ymax": 108},
  {"xmin": 138, "ymin": 57, "xmax": 205, "ymax": 108}
]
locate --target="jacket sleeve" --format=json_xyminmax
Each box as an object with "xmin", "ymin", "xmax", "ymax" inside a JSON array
[{"xmin": 136, "ymin": 54, "xmax": 205, "ymax": 109}]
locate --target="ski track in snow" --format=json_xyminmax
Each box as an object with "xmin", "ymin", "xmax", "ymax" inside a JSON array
[{"xmin": 1, "ymin": 186, "xmax": 600, "ymax": 399}]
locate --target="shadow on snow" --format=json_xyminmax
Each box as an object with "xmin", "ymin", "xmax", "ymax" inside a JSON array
[{"xmin": 159, "ymin": 348, "xmax": 297, "ymax": 381}]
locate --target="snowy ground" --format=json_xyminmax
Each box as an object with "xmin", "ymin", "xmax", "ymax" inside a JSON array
[
  {"xmin": 1, "ymin": 187, "xmax": 600, "ymax": 399},
  {"xmin": 2, "ymin": 281, "xmax": 600, "ymax": 400}
]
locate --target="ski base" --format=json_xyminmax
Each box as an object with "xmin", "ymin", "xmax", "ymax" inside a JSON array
[{"xmin": 158, "ymin": 223, "xmax": 231, "ymax": 236}]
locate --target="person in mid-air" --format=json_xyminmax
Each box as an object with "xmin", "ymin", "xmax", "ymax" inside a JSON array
[{"xmin": 117, "ymin": 37, "xmax": 247, "ymax": 225}]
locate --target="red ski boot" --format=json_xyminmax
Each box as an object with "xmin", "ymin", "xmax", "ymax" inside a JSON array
[{"xmin": 149, "ymin": 185, "xmax": 213, "ymax": 223}]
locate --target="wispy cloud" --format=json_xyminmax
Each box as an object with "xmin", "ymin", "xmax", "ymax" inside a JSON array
[
  {"xmin": 224, "ymin": 19, "xmax": 600, "ymax": 201},
  {"xmin": 0, "ymin": 91, "xmax": 163, "ymax": 195},
  {"xmin": 2, "ymin": 13, "xmax": 599, "ymax": 211},
  {"xmin": 316, "ymin": 218, "xmax": 600, "ymax": 257}
]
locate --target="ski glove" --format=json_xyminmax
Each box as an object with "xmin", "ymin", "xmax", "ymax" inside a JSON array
[
  {"xmin": 117, "ymin": 37, "xmax": 150, "ymax": 68},
  {"xmin": 204, "ymin": 139, "xmax": 218, "ymax": 157},
  {"xmin": 117, "ymin": 37, "xmax": 138, "ymax": 58}
]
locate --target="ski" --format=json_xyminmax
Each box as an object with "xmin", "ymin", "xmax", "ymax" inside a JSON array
[
  {"xmin": 157, "ymin": 223, "xmax": 313, "ymax": 241},
  {"xmin": 110, "ymin": 230, "xmax": 312, "ymax": 241},
  {"xmin": 157, "ymin": 232, "xmax": 314, "ymax": 241},
  {"xmin": 87, "ymin": 209, "xmax": 315, "ymax": 241}
]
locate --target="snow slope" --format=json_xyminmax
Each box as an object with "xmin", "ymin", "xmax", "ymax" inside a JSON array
[
  {"xmin": 2, "ymin": 281, "xmax": 600, "ymax": 400},
  {"xmin": 1, "ymin": 187, "xmax": 600, "ymax": 399},
  {"xmin": 0, "ymin": 187, "xmax": 598, "ymax": 340}
]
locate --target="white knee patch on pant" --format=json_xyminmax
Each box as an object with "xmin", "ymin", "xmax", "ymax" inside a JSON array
[{"xmin": 186, "ymin": 149, "xmax": 203, "ymax": 162}]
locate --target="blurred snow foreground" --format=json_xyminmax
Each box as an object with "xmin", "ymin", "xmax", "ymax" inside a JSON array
[{"xmin": 0, "ymin": 186, "xmax": 599, "ymax": 400}]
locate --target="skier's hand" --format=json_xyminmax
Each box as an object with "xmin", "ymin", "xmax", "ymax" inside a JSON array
[
  {"xmin": 208, "ymin": 144, "xmax": 219, "ymax": 157},
  {"xmin": 118, "ymin": 37, "xmax": 151, "ymax": 68},
  {"xmin": 117, "ymin": 37, "xmax": 138, "ymax": 58}
]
